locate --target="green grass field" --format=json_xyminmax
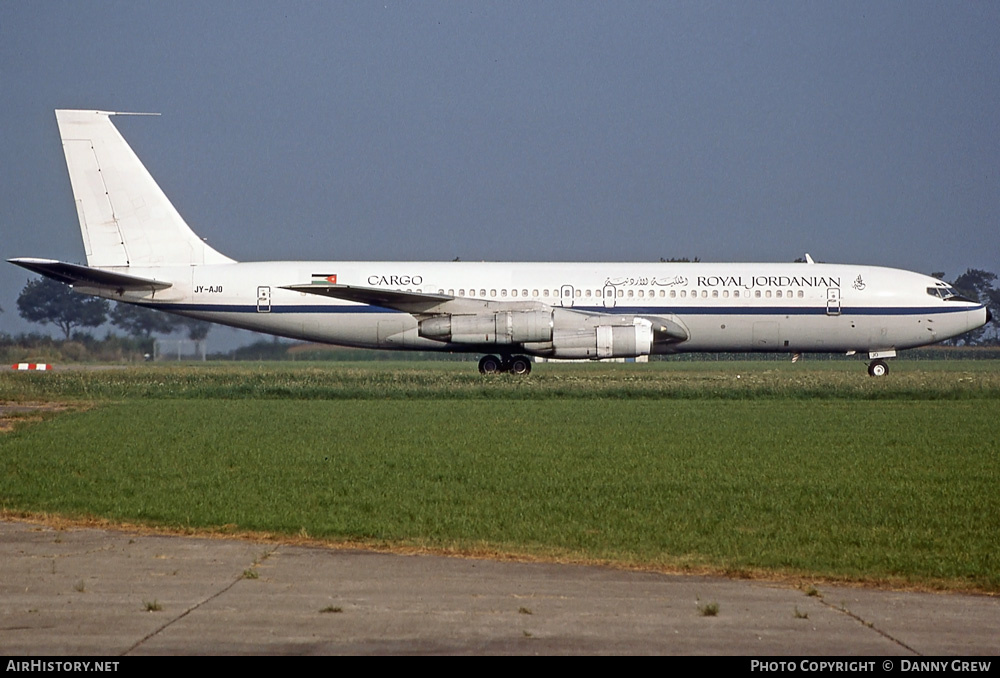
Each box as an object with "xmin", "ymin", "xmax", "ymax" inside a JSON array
[{"xmin": 2, "ymin": 360, "xmax": 998, "ymax": 591}]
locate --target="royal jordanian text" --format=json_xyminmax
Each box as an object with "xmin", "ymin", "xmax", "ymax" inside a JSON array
[{"xmin": 697, "ymin": 275, "xmax": 842, "ymax": 289}]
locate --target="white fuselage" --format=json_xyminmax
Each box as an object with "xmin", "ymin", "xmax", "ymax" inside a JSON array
[{"xmin": 99, "ymin": 260, "xmax": 987, "ymax": 356}]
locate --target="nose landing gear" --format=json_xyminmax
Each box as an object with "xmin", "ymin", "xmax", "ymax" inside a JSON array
[
  {"xmin": 864, "ymin": 350, "xmax": 895, "ymax": 377},
  {"xmin": 867, "ymin": 359, "xmax": 889, "ymax": 377}
]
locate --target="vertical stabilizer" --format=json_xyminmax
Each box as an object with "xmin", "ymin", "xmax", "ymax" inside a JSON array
[{"xmin": 55, "ymin": 110, "xmax": 235, "ymax": 267}]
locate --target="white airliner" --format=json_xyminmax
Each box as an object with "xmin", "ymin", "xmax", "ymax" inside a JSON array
[{"xmin": 9, "ymin": 110, "xmax": 991, "ymax": 376}]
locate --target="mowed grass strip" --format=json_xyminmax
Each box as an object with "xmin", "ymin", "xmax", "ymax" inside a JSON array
[
  {"xmin": 2, "ymin": 359, "xmax": 1000, "ymax": 401},
  {"xmin": 2, "ymin": 398, "xmax": 997, "ymax": 590}
]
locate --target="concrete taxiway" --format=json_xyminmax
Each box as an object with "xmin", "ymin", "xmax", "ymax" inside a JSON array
[{"xmin": 1, "ymin": 520, "xmax": 996, "ymax": 655}]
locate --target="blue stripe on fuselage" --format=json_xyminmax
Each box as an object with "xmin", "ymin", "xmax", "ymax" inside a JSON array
[{"xmin": 145, "ymin": 302, "xmax": 984, "ymax": 316}]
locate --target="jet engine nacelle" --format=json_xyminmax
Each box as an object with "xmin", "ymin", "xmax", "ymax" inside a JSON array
[
  {"xmin": 418, "ymin": 310, "xmax": 554, "ymax": 345},
  {"xmin": 524, "ymin": 316, "xmax": 654, "ymax": 359},
  {"xmin": 419, "ymin": 308, "xmax": 667, "ymax": 358}
]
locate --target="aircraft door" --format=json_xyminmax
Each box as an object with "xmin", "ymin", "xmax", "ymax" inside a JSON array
[
  {"xmin": 603, "ymin": 285, "xmax": 617, "ymax": 308},
  {"xmin": 826, "ymin": 288, "xmax": 841, "ymax": 316},
  {"xmin": 257, "ymin": 286, "xmax": 271, "ymax": 313},
  {"xmin": 560, "ymin": 285, "xmax": 575, "ymax": 308}
]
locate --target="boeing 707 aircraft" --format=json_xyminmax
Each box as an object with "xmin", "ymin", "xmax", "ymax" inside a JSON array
[{"xmin": 9, "ymin": 110, "xmax": 991, "ymax": 376}]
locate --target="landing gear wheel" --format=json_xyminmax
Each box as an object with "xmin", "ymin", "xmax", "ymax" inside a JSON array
[
  {"xmin": 867, "ymin": 359, "xmax": 889, "ymax": 377},
  {"xmin": 508, "ymin": 355, "xmax": 532, "ymax": 376},
  {"xmin": 478, "ymin": 355, "xmax": 503, "ymax": 375}
]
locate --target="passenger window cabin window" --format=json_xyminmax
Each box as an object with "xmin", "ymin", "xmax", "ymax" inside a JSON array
[
  {"xmin": 617, "ymin": 289, "xmax": 623, "ymax": 298},
  {"xmin": 755, "ymin": 290, "xmax": 761, "ymax": 298},
  {"xmin": 501, "ymin": 289, "xmax": 508, "ymax": 297},
  {"xmin": 798, "ymin": 290, "xmax": 803, "ymax": 298},
  {"xmin": 776, "ymin": 290, "xmax": 782, "ymax": 298},
  {"xmin": 481, "ymin": 289, "xmax": 487, "ymax": 297}
]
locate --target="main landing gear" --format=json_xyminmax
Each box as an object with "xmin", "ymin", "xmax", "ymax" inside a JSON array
[{"xmin": 478, "ymin": 354, "xmax": 532, "ymax": 375}]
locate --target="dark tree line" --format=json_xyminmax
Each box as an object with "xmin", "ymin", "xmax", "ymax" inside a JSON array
[
  {"xmin": 16, "ymin": 278, "xmax": 108, "ymax": 340},
  {"xmin": 15, "ymin": 277, "xmax": 211, "ymax": 343}
]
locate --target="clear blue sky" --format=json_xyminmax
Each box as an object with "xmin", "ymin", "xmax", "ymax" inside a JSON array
[{"xmin": 2, "ymin": 2, "xmax": 998, "ymax": 345}]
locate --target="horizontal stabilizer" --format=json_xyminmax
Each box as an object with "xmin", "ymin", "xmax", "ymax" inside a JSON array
[{"xmin": 8, "ymin": 258, "xmax": 172, "ymax": 292}]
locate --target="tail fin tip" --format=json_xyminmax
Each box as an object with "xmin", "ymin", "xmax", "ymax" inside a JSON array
[{"xmin": 55, "ymin": 109, "xmax": 234, "ymax": 268}]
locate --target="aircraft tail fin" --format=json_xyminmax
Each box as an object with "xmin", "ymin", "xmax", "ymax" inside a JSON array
[{"xmin": 54, "ymin": 110, "xmax": 235, "ymax": 268}]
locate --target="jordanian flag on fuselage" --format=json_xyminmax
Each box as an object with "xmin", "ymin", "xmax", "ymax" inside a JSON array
[{"xmin": 312, "ymin": 274, "xmax": 338, "ymax": 285}]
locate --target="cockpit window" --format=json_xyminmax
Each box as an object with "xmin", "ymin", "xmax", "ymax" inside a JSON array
[{"xmin": 927, "ymin": 285, "xmax": 974, "ymax": 302}]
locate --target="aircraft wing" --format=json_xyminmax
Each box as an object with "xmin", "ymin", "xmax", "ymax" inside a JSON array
[
  {"xmin": 8, "ymin": 258, "xmax": 172, "ymax": 292},
  {"xmin": 284, "ymin": 282, "xmax": 688, "ymax": 343},
  {"xmin": 282, "ymin": 283, "xmax": 549, "ymax": 315}
]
